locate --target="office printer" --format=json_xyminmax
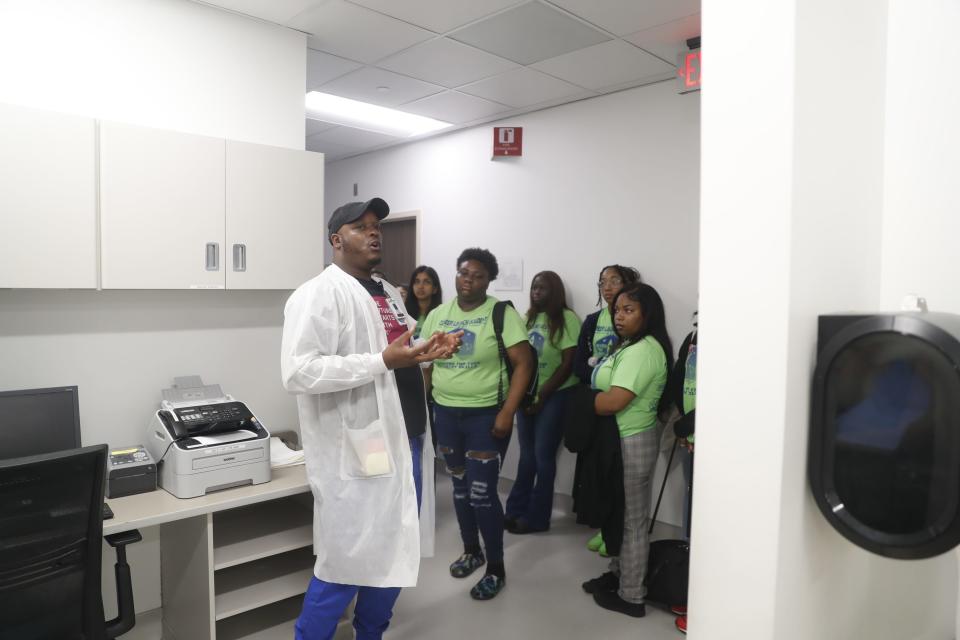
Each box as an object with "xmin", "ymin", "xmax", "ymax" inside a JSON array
[{"xmin": 146, "ymin": 376, "xmax": 271, "ymax": 499}]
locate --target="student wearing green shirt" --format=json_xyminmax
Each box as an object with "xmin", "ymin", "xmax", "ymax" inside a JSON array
[
  {"xmin": 572, "ymin": 265, "xmax": 642, "ymax": 555},
  {"xmin": 504, "ymin": 271, "xmax": 580, "ymax": 534},
  {"xmin": 420, "ymin": 248, "xmax": 534, "ymax": 601},
  {"xmin": 405, "ymin": 265, "xmax": 443, "ymax": 340},
  {"xmin": 588, "ymin": 283, "xmax": 672, "ymax": 619}
]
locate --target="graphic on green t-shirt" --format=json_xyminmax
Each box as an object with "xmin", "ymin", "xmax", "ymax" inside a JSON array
[
  {"xmin": 683, "ymin": 337, "xmax": 697, "ymax": 443},
  {"xmin": 591, "ymin": 336, "xmax": 668, "ymax": 437},
  {"xmin": 420, "ymin": 296, "xmax": 528, "ymax": 408},
  {"xmin": 593, "ymin": 307, "xmax": 617, "ymax": 361},
  {"xmin": 683, "ymin": 339, "xmax": 697, "ymax": 414},
  {"xmin": 527, "ymin": 309, "xmax": 581, "ymax": 395}
]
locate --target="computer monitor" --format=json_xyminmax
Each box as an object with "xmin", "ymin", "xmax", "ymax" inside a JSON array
[{"xmin": 0, "ymin": 386, "xmax": 81, "ymax": 460}]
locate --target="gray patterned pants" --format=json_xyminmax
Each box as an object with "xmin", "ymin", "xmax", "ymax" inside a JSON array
[{"xmin": 609, "ymin": 427, "xmax": 659, "ymax": 603}]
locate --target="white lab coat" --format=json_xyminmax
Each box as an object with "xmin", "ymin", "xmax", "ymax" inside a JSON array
[{"xmin": 281, "ymin": 264, "xmax": 435, "ymax": 588}]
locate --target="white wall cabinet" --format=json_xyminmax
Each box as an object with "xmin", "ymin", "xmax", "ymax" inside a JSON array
[
  {"xmin": 99, "ymin": 122, "xmax": 324, "ymax": 290},
  {"xmin": 0, "ymin": 103, "xmax": 97, "ymax": 288},
  {"xmin": 100, "ymin": 122, "xmax": 227, "ymax": 290},
  {"xmin": 225, "ymin": 141, "xmax": 325, "ymax": 290}
]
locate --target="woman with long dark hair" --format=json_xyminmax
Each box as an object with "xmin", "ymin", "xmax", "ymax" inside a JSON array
[
  {"xmin": 504, "ymin": 271, "xmax": 581, "ymax": 534},
  {"xmin": 573, "ymin": 265, "xmax": 641, "ymax": 554},
  {"xmin": 585, "ymin": 282, "xmax": 673, "ymax": 618},
  {"xmin": 406, "ymin": 266, "xmax": 443, "ymax": 339}
]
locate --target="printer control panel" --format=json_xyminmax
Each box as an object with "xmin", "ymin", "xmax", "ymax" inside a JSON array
[{"xmin": 160, "ymin": 401, "xmax": 266, "ymax": 440}]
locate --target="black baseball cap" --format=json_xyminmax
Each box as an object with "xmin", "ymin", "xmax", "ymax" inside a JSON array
[{"xmin": 327, "ymin": 197, "xmax": 390, "ymax": 244}]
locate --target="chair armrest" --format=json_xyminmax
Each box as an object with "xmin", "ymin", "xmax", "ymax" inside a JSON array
[{"xmin": 104, "ymin": 529, "xmax": 141, "ymax": 639}]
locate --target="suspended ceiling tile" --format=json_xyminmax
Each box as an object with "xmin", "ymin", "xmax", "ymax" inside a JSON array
[
  {"xmin": 548, "ymin": 0, "xmax": 700, "ymax": 37},
  {"xmin": 532, "ymin": 40, "xmax": 673, "ymax": 91},
  {"xmin": 309, "ymin": 125, "xmax": 403, "ymax": 150},
  {"xmin": 306, "ymin": 49, "xmax": 363, "ymax": 90},
  {"xmin": 319, "ymin": 66, "xmax": 444, "ymax": 107},
  {"xmin": 400, "ymin": 91, "xmax": 512, "ymax": 124},
  {"xmin": 201, "ymin": 0, "xmax": 317, "ymax": 24},
  {"xmin": 288, "ymin": 1, "xmax": 434, "ymax": 64},
  {"xmin": 624, "ymin": 13, "xmax": 702, "ymax": 63},
  {"xmin": 450, "ymin": 1, "xmax": 611, "ymax": 65},
  {"xmin": 305, "ymin": 118, "xmax": 338, "ymax": 136},
  {"xmin": 347, "ymin": 0, "xmax": 524, "ymax": 34},
  {"xmin": 378, "ymin": 38, "xmax": 518, "ymax": 89},
  {"xmin": 459, "ymin": 66, "xmax": 584, "ymax": 108}
]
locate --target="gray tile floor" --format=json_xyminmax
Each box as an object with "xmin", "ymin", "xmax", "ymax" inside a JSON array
[{"xmin": 386, "ymin": 474, "xmax": 682, "ymax": 640}]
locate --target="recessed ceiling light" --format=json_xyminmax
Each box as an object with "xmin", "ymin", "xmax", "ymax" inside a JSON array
[{"xmin": 305, "ymin": 91, "xmax": 452, "ymax": 138}]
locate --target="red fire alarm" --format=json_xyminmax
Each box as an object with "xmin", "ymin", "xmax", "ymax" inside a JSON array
[{"xmin": 493, "ymin": 127, "xmax": 522, "ymax": 157}]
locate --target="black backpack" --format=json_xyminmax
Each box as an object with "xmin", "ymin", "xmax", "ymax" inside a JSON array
[
  {"xmin": 644, "ymin": 438, "xmax": 690, "ymax": 606},
  {"xmin": 493, "ymin": 300, "xmax": 539, "ymax": 408}
]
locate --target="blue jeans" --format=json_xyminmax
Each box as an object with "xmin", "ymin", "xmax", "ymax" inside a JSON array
[
  {"xmin": 295, "ymin": 578, "xmax": 401, "ymax": 640},
  {"xmin": 410, "ymin": 434, "xmax": 424, "ymax": 511},
  {"xmin": 433, "ymin": 404, "xmax": 511, "ymax": 564},
  {"xmin": 505, "ymin": 387, "xmax": 570, "ymax": 529}
]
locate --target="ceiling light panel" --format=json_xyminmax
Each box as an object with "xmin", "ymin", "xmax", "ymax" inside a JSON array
[
  {"xmin": 288, "ymin": 0, "xmax": 433, "ymax": 63},
  {"xmin": 347, "ymin": 0, "xmax": 524, "ymax": 34},
  {"xmin": 306, "ymin": 49, "xmax": 363, "ymax": 90},
  {"xmin": 400, "ymin": 91, "xmax": 512, "ymax": 124},
  {"xmin": 305, "ymin": 91, "xmax": 453, "ymax": 137},
  {"xmin": 624, "ymin": 13, "xmax": 702, "ymax": 63},
  {"xmin": 547, "ymin": 0, "xmax": 700, "ymax": 38},
  {"xmin": 450, "ymin": 1, "xmax": 611, "ymax": 65},
  {"xmin": 378, "ymin": 38, "xmax": 518, "ymax": 89},
  {"xmin": 459, "ymin": 66, "xmax": 585, "ymax": 108},
  {"xmin": 532, "ymin": 40, "xmax": 673, "ymax": 91},
  {"xmin": 319, "ymin": 66, "xmax": 444, "ymax": 107}
]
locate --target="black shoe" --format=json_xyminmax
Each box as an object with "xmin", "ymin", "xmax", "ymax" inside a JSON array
[
  {"xmin": 593, "ymin": 591, "xmax": 646, "ymax": 617},
  {"xmin": 506, "ymin": 519, "xmax": 549, "ymax": 535},
  {"xmin": 581, "ymin": 571, "xmax": 619, "ymax": 594},
  {"xmin": 503, "ymin": 516, "xmax": 518, "ymax": 531}
]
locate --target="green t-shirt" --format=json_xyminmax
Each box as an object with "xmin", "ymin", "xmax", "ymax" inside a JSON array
[
  {"xmin": 527, "ymin": 309, "xmax": 580, "ymax": 395},
  {"xmin": 420, "ymin": 296, "xmax": 528, "ymax": 408},
  {"xmin": 592, "ymin": 336, "xmax": 668, "ymax": 437},
  {"xmin": 592, "ymin": 307, "xmax": 618, "ymax": 361}
]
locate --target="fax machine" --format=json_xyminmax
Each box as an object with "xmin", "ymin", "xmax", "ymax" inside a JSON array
[{"xmin": 146, "ymin": 376, "xmax": 271, "ymax": 499}]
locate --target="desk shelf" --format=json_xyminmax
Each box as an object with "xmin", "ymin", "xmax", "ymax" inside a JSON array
[
  {"xmin": 216, "ymin": 596, "xmax": 353, "ymax": 640},
  {"xmin": 213, "ymin": 497, "xmax": 313, "ymax": 570},
  {"xmin": 215, "ymin": 546, "xmax": 314, "ymax": 621}
]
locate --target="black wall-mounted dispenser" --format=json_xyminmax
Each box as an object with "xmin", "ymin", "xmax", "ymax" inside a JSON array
[{"xmin": 810, "ymin": 313, "xmax": 960, "ymax": 559}]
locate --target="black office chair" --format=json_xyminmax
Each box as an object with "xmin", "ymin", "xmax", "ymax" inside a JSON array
[{"xmin": 0, "ymin": 444, "xmax": 141, "ymax": 640}]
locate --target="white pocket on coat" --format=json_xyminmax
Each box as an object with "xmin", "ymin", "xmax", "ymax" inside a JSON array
[{"xmin": 340, "ymin": 419, "xmax": 395, "ymax": 480}]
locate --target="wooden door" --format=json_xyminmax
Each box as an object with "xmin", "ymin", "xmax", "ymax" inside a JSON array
[{"xmin": 377, "ymin": 217, "xmax": 417, "ymax": 287}]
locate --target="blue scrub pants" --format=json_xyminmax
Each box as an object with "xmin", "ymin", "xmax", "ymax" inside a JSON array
[
  {"xmin": 295, "ymin": 435, "xmax": 424, "ymax": 639},
  {"xmin": 295, "ymin": 580, "xmax": 401, "ymax": 640}
]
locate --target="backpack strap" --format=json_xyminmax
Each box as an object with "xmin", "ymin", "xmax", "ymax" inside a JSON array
[{"xmin": 493, "ymin": 300, "xmax": 513, "ymax": 408}]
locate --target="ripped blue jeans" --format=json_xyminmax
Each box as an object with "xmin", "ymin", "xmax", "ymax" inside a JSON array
[{"xmin": 433, "ymin": 404, "xmax": 511, "ymax": 565}]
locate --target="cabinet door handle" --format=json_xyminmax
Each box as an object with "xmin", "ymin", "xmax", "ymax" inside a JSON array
[
  {"xmin": 205, "ymin": 242, "xmax": 220, "ymax": 271},
  {"xmin": 233, "ymin": 243, "xmax": 247, "ymax": 272}
]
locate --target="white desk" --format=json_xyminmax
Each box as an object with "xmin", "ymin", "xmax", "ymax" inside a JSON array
[{"xmin": 106, "ymin": 466, "xmax": 316, "ymax": 640}]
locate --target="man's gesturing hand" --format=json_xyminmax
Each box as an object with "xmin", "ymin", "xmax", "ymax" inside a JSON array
[{"xmin": 382, "ymin": 329, "xmax": 463, "ymax": 369}]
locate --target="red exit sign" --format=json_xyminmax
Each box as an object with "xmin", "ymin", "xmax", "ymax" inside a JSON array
[{"xmin": 677, "ymin": 48, "xmax": 701, "ymax": 94}]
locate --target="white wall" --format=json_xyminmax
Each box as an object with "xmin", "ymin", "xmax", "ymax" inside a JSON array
[
  {"xmin": 693, "ymin": 0, "xmax": 957, "ymax": 638},
  {"xmin": 325, "ymin": 80, "xmax": 701, "ymax": 524},
  {"xmin": 0, "ymin": 0, "xmax": 307, "ymax": 619},
  {"xmin": 0, "ymin": 0, "xmax": 305, "ymax": 149}
]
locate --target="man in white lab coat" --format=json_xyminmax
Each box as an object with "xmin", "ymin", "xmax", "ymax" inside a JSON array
[{"xmin": 281, "ymin": 197, "xmax": 459, "ymax": 640}]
